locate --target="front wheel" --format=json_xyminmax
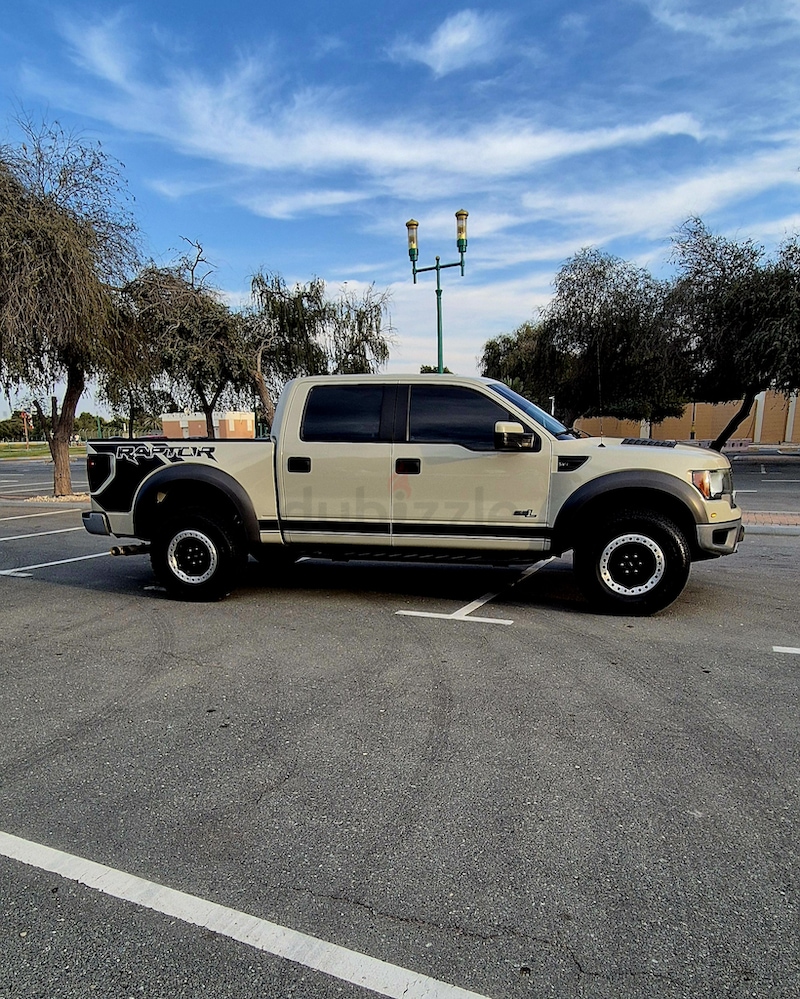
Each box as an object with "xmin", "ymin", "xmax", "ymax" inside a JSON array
[
  {"xmin": 151, "ymin": 510, "xmax": 245, "ymax": 601},
  {"xmin": 573, "ymin": 511, "xmax": 691, "ymax": 615}
]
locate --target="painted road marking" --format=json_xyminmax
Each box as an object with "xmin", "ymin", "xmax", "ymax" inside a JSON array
[
  {"xmin": 773, "ymin": 646, "xmax": 800, "ymax": 654},
  {"xmin": 397, "ymin": 559, "xmax": 555, "ymax": 626},
  {"xmin": 0, "ymin": 485, "xmax": 74, "ymax": 496},
  {"xmin": 0, "ymin": 527, "xmax": 83, "ymax": 542},
  {"xmin": 0, "ymin": 509, "xmax": 82, "ymax": 522},
  {"xmin": 0, "ymin": 831, "xmax": 492, "ymax": 999},
  {"xmin": 0, "ymin": 551, "xmax": 109, "ymax": 577}
]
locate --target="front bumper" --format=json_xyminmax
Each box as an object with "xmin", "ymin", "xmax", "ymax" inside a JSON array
[
  {"xmin": 695, "ymin": 519, "xmax": 744, "ymax": 557},
  {"xmin": 82, "ymin": 511, "xmax": 111, "ymax": 536}
]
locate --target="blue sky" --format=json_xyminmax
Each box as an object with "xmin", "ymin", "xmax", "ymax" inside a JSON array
[{"xmin": 3, "ymin": 0, "xmax": 800, "ymax": 405}]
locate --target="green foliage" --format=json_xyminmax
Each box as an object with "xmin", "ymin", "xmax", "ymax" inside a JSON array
[
  {"xmin": 481, "ymin": 322, "xmax": 571, "ymax": 416},
  {"xmin": 245, "ymin": 272, "xmax": 392, "ymax": 425},
  {"xmin": 121, "ymin": 243, "xmax": 246, "ymax": 438},
  {"xmin": 483, "ymin": 249, "xmax": 691, "ymax": 427},
  {"xmin": 0, "ymin": 413, "xmax": 25, "ymax": 441},
  {"xmin": 672, "ymin": 218, "xmax": 800, "ymax": 448},
  {"xmin": 542, "ymin": 248, "xmax": 690, "ymax": 425},
  {"xmin": 0, "ymin": 115, "xmax": 139, "ymax": 492}
]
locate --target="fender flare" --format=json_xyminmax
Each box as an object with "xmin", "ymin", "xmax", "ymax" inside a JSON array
[
  {"xmin": 552, "ymin": 470, "xmax": 706, "ymax": 549},
  {"xmin": 133, "ymin": 464, "xmax": 261, "ymax": 544}
]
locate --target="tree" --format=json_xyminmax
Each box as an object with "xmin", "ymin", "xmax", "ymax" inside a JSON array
[
  {"xmin": 672, "ymin": 219, "xmax": 800, "ymax": 450},
  {"xmin": 482, "ymin": 250, "xmax": 691, "ymax": 429},
  {"xmin": 480, "ymin": 321, "xmax": 573, "ymax": 420},
  {"xmin": 539, "ymin": 248, "xmax": 691, "ymax": 429},
  {"xmin": 0, "ymin": 116, "xmax": 139, "ymax": 494},
  {"xmin": 122, "ymin": 243, "xmax": 247, "ymax": 438},
  {"xmin": 244, "ymin": 273, "xmax": 392, "ymax": 428}
]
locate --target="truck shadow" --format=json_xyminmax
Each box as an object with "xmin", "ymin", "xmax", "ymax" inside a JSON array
[{"xmin": 242, "ymin": 554, "xmax": 589, "ymax": 614}]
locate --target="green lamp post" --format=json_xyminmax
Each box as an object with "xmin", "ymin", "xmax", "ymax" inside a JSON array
[{"xmin": 406, "ymin": 209, "xmax": 469, "ymax": 374}]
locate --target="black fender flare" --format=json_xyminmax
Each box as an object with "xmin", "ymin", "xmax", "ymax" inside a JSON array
[
  {"xmin": 133, "ymin": 465, "xmax": 261, "ymax": 544},
  {"xmin": 552, "ymin": 470, "xmax": 706, "ymax": 551}
]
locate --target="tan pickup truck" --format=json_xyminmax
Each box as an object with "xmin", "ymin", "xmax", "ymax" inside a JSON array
[{"xmin": 83, "ymin": 374, "xmax": 743, "ymax": 614}]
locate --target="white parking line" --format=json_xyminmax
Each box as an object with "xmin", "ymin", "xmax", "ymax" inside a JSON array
[
  {"xmin": 0, "ymin": 831, "xmax": 492, "ymax": 999},
  {"xmin": 0, "ymin": 509, "xmax": 82, "ymax": 522},
  {"xmin": 773, "ymin": 646, "xmax": 800, "ymax": 654},
  {"xmin": 397, "ymin": 559, "xmax": 555, "ymax": 626},
  {"xmin": 0, "ymin": 551, "xmax": 109, "ymax": 577},
  {"xmin": 0, "ymin": 527, "xmax": 83, "ymax": 542}
]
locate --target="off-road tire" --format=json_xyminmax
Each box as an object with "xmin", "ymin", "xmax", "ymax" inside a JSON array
[
  {"xmin": 573, "ymin": 510, "xmax": 691, "ymax": 615},
  {"xmin": 151, "ymin": 509, "xmax": 246, "ymax": 601}
]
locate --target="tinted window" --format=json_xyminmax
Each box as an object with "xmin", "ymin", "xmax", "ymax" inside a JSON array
[
  {"xmin": 409, "ymin": 385, "xmax": 511, "ymax": 450},
  {"xmin": 487, "ymin": 382, "xmax": 572, "ymax": 438},
  {"xmin": 302, "ymin": 385, "xmax": 385, "ymax": 442}
]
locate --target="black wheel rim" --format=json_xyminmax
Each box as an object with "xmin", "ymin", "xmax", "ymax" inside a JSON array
[
  {"xmin": 599, "ymin": 532, "xmax": 665, "ymax": 595},
  {"xmin": 167, "ymin": 529, "xmax": 218, "ymax": 584}
]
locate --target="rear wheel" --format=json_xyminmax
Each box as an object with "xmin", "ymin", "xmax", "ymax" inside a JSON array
[
  {"xmin": 151, "ymin": 509, "xmax": 245, "ymax": 601},
  {"xmin": 574, "ymin": 511, "xmax": 691, "ymax": 615}
]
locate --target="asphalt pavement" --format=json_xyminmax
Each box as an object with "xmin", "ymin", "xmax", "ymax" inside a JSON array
[{"xmin": 0, "ymin": 451, "xmax": 797, "ymax": 998}]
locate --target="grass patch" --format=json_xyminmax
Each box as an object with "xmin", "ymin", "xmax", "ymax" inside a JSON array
[{"xmin": 0, "ymin": 443, "xmax": 85, "ymax": 460}]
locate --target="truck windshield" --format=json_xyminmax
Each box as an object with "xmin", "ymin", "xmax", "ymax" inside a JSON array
[{"xmin": 486, "ymin": 382, "xmax": 578, "ymax": 439}]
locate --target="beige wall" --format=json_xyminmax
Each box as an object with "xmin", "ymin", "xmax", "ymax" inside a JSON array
[
  {"xmin": 160, "ymin": 412, "xmax": 256, "ymax": 439},
  {"xmin": 575, "ymin": 391, "xmax": 798, "ymax": 445}
]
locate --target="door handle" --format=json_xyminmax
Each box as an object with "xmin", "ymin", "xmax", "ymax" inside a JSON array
[
  {"xmin": 395, "ymin": 458, "xmax": 421, "ymax": 475},
  {"xmin": 287, "ymin": 456, "xmax": 311, "ymax": 473}
]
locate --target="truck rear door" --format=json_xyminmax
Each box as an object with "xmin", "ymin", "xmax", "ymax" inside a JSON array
[{"xmin": 277, "ymin": 382, "xmax": 394, "ymax": 546}]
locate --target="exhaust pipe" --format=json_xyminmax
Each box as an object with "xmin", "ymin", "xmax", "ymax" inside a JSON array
[{"xmin": 110, "ymin": 543, "xmax": 151, "ymax": 557}]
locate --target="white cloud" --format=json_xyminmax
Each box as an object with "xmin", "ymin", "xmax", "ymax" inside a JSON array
[
  {"xmin": 59, "ymin": 10, "xmax": 139, "ymax": 89},
  {"xmin": 521, "ymin": 143, "xmax": 800, "ymax": 243},
  {"xmin": 27, "ymin": 27, "xmax": 706, "ymax": 190},
  {"xmin": 643, "ymin": 0, "xmax": 800, "ymax": 48},
  {"xmin": 242, "ymin": 188, "xmax": 368, "ymax": 220},
  {"xmin": 389, "ymin": 10, "xmax": 508, "ymax": 76},
  {"xmin": 387, "ymin": 271, "xmax": 554, "ymax": 376}
]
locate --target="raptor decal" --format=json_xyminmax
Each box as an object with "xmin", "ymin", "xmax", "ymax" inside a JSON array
[{"xmin": 115, "ymin": 443, "xmax": 217, "ymax": 465}]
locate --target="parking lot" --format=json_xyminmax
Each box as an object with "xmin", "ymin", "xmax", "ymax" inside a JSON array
[{"xmin": 0, "ymin": 456, "xmax": 798, "ymax": 998}]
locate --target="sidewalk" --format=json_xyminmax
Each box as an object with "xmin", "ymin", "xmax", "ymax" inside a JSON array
[{"xmin": 742, "ymin": 510, "xmax": 800, "ymax": 535}]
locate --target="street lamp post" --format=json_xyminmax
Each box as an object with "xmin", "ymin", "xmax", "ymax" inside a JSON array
[{"xmin": 406, "ymin": 210, "xmax": 468, "ymax": 374}]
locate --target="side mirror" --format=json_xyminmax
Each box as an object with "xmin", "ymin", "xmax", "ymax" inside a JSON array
[{"xmin": 494, "ymin": 421, "xmax": 539, "ymax": 451}]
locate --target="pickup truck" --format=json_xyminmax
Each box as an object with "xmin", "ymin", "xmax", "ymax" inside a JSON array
[{"xmin": 83, "ymin": 374, "xmax": 743, "ymax": 614}]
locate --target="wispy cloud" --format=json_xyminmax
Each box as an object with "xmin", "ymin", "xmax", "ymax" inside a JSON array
[
  {"xmin": 26, "ymin": 18, "xmax": 705, "ymax": 190},
  {"xmin": 389, "ymin": 10, "xmax": 508, "ymax": 76},
  {"xmin": 521, "ymin": 143, "xmax": 800, "ymax": 242},
  {"xmin": 643, "ymin": 0, "xmax": 800, "ymax": 48},
  {"xmin": 59, "ymin": 9, "xmax": 139, "ymax": 88},
  {"xmin": 242, "ymin": 188, "xmax": 368, "ymax": 220}
]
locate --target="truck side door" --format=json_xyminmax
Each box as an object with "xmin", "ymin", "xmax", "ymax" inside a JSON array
[
  {"xmin": 391, "ymin": 383, "xmax": 553, "ymax": 553},
  {"xmin": 278, "ymin": 383, "xmax": 394, "ymax": 546}
]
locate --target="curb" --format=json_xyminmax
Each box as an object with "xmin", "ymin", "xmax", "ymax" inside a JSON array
[{"xmin": 742, "ymin": 524, "xmax": 800, "ymax": 537}]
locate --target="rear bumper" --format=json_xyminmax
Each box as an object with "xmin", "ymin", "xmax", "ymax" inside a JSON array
[
  {"xmin": 695, "ymin": 519, "xmax": 744, "ymax": 557},
  {"xmin": 82, "ymin": 511, "xmax": 111, "ymax": 536}
]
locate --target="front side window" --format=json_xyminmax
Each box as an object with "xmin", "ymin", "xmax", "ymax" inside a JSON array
[
  {"xmin": 408, "ymin": 385, "xmax": 512, "ymax": 450},
  {"xmin": 302, "ymin": 385, "xmax": 384, "ymax": 442}
]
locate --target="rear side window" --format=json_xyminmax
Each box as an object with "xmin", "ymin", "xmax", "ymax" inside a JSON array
[
  {"xmin": 409, "ymin": 385, "xmax": 512, "ymax": 450},
  {"xmin": 302, "ymin": 385, "xmax": 385, "ymax": 442}
]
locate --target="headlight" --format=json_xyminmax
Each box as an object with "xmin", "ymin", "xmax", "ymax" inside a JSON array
[{"xmin": 692, "ymin": 468, "xmax": 732, "ymax": 500}]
